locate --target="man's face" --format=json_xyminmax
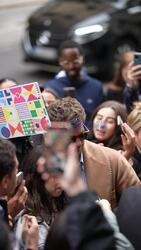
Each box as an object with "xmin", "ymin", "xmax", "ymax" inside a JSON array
[
  {"xmin": 59, "ymin": 48, "xmax": 83, "ymax": 79},
  {"xmin": 44, "ymin": 175, "xmax": 63, "ymax": 197},
  {"xmin": 7, "ymin": 157, "xmax": 18, "ymax": 197},
  {"xmin": 71, "ymin": 126, "xmax": 85, "ymax": 155},
  {"xmin": 0, "ymin": 156, "xmax": 18, "ymax": 197}
]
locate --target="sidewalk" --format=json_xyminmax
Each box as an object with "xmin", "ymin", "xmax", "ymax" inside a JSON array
[{"xmin": 0, "ymin": 0, "xmax": 47, "ymax": 9}]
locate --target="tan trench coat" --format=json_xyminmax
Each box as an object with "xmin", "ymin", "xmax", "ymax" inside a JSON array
[{"xmin": 83, "ymin": 140, "xmax": 141, "ymax": 209}]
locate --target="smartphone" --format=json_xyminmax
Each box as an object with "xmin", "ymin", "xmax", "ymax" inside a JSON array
[
  {"xmin": 44, "ymin": 128, "xmax": 71, "ymax": 175},
  {"xmin": 16, "ymin": 171, "xmax": 23, "ymax": 187},
  {"xmin": 117, "ymin": 115, "xmax": 126, "ymax": 134},
  {"xmin": 64, "ymin": 87, "xmax": 76, "ymax": 98},
  {"xmin": 134, "ymin": 52, "xmax": 141, "ymax": 65}
]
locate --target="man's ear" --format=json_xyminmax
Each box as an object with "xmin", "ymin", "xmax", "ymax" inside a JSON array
[{"xmin": 0, "ymin": 175, "xmax": 10, "ymax": 191}]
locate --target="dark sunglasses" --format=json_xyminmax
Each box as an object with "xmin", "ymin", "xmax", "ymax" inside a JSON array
[
  {"xmin": 71, "ymin": 131, "xmax": 89, "ymax": 142},
  {"xmin": 71, "ymin": 123, "xmax": 89, "ymax": 142}
]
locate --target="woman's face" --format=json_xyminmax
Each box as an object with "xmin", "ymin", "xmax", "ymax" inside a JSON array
[
  {"xmin": 44, "ymin": 175, "xmax": 63, "ymax": 197},
  {"xmin": 93, "ymin": 107, "xmax": 116, "ymax": 141}
]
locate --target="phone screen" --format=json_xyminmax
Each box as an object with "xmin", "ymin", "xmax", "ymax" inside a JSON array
[
  {"xmin": 134, "ymin": 53, "xmax": 141, "ymax": 65},
  {"xmin": 44, "ymin": 126, "xmax": 71, "ymax": 175}
]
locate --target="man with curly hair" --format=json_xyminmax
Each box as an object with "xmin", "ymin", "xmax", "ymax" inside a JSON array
[{"xmin": 47, "ymin": 97, "xmax": 141, "ymax": 209}]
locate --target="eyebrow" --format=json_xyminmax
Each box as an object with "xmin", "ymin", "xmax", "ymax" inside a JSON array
[{"xmin": 96, "ymin": 114, "xmax": 116, "ymax": 119}]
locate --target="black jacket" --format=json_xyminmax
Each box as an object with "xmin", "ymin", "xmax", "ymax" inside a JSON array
[
  {"xmin": 123, "ymin": 84, "xmax": 141, "ymax": 113},
  {"xmin": 132, "ymin": 147, "xmax": 141, "ymax": 180},
  {"xmin": 46, "ymin": 191, "xmax": 116, "ymax": 250},
  {"xmin": 116, "ymin": 186, "xmax": 141, "ymax": 250},
  {"xmin": 66, "ymin": 192, "xmax": 116, "ymax": 250}
]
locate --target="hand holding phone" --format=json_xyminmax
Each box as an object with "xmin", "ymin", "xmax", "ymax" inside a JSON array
[
  {"xmin": 125, "ymin": 56, "xmax": 141, "ymax": 88},
  {"xmin": 117, "ymin": 117, "xmax": 136, "ymax": 159},
  {"xmin": 38, "ymin": 142, "xmax": 86, "ymax": 196},
  {"xmin": 44, "ymin": 129, "xmax": 71, "ymax": 175}
]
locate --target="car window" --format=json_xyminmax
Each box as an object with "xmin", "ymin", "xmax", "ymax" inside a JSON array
[{"xmin": 127, "ymin": 0, "xmax": 141, "ymax": 7}]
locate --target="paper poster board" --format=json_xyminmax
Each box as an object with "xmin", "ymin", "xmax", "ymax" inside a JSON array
[{"xmin": 0, "ymin": 82, "xmax": 51, "ymax": 139}]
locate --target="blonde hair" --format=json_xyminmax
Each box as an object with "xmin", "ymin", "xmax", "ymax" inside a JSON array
[{"xmin": 127, "ymin": 102, "xmax": 141, "ymax": 132}]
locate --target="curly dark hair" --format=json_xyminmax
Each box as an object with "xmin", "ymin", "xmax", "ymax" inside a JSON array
[
  {"xmin": 47, "ymin": 97, "xmax": 86, "ymax": 125},
  {"xmin": 0, "ymin": 139, "xmax": 16, "ymax": 181},
  {"xmin": 21, "ymin": 145, "xmax": 67, "ymax": 225},
  {"xmin": 90, "ymin": 101, "xmax": 127, "ymax": 150}
]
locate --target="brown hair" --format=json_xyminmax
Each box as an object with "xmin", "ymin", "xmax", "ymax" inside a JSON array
[
  {"xmin": 127, "ymin": 102, "xmax": 141, "ymax": 132},
  {"xmin": 90, "ymin": 101, "xmax": 127, "ymax": 149},
  {"xmin": 112, "ymin": 51, "xmax": 134, "ymax": 88},
  {"xmin": 47, "ymin": 97, "xmax": 86, "ymax": 123},
  {"xmin": 43, "ymin": 87, "xmax": 60, "ymax": 99}
]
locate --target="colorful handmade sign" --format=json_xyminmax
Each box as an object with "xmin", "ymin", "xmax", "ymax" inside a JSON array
[{"xmin": 0, "ymin": 82, "xmax": 51, "ymax": 139}]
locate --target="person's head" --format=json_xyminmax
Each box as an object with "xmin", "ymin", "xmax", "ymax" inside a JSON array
[
  {"xmin": 112, "ymin": 51, "xmax": 134, "ymax": 88},
  {"xmin": 127, "ymin": 103, "xmax": 141, "ymax": 149},
  {"xmin": 91, "ymin": 101, "xmax": 127, "ymax": 149},
  {"xmin": 42, "ymin": 88, "xmax": 59, "ymax": 107},
  {"xmin": 22, "ymin": 145, "xmax": 66, "ymax": 224},
  {"xmin": 0, "ymin": 139, "xmax": 18, "ymax": 197},
  {"xmin": 0, "ymin": 78, "xmax": 17, "ymax": 89},
  {"xmin": 47, "ymin": 97, "xmax": 86, "ymax": 154},
  {"xmin": 58, "ymin": 40, "xmax": 84, "ymax": 80}
]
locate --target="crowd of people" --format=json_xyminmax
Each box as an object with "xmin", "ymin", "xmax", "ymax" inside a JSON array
[{"xmin": 1, "ymin": 40, "xmax": 141, "ymax": 250}]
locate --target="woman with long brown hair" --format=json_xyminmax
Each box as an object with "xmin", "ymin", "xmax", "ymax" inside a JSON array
[
  {"xmin": 106, "ymin": 51, "xmax": 134, "ymax": 102},
  {"xmin": 88, "ymin": 100, "xmax": 135, "ymax": 160}
]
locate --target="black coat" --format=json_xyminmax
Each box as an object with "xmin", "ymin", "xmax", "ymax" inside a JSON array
[
  {"xmin": 132, "ymin": 147, "xmax": 141, "ymax": 180},
  {"xmin": 46, "ymin": 191, "xmax": 116, "ymax": 250},
  {"xmin": 116, "ymin": 186, "xmax": 141, "ymax": 250}
]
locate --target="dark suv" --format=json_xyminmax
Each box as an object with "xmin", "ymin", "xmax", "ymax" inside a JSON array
[{"xmin": 22, "ymin": 0, "xmax": 141, "ymax": 80}]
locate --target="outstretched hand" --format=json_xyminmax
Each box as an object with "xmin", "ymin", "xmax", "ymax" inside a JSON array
[
  {"xmin": 37, "ymin": 143, "xmax": 86, "ymax": 196},
  {"xmin": 8, "ymin": 180, "xmax": 28, "ymax": 219},
  {"xmin": 120, "ymin": 123, "xmax": 135, "ymax": 160},
  {"xmin": 58, "ymin": 143, "xmax": 86, "ymax": 196},
  {"xmin": 23, "ymin": 215, "xmax": 38, "ymax": 250},
  {"xmin": 125, "ymin": 61, "xmax": 141, "ymax": 87}
]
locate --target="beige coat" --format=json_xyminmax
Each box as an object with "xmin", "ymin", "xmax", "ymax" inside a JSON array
[{"xmin": 83, "ymin": 140, "xmax": 141, "ymax": 209}]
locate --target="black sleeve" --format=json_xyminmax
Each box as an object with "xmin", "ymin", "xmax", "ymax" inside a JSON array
[
  {"xmin": 66, "ymin": 191, "xmax": 115, "ymax": 250},
  {"xmin": 123, "ymin": 85, "xmax": 139, "ymax": 113}
]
